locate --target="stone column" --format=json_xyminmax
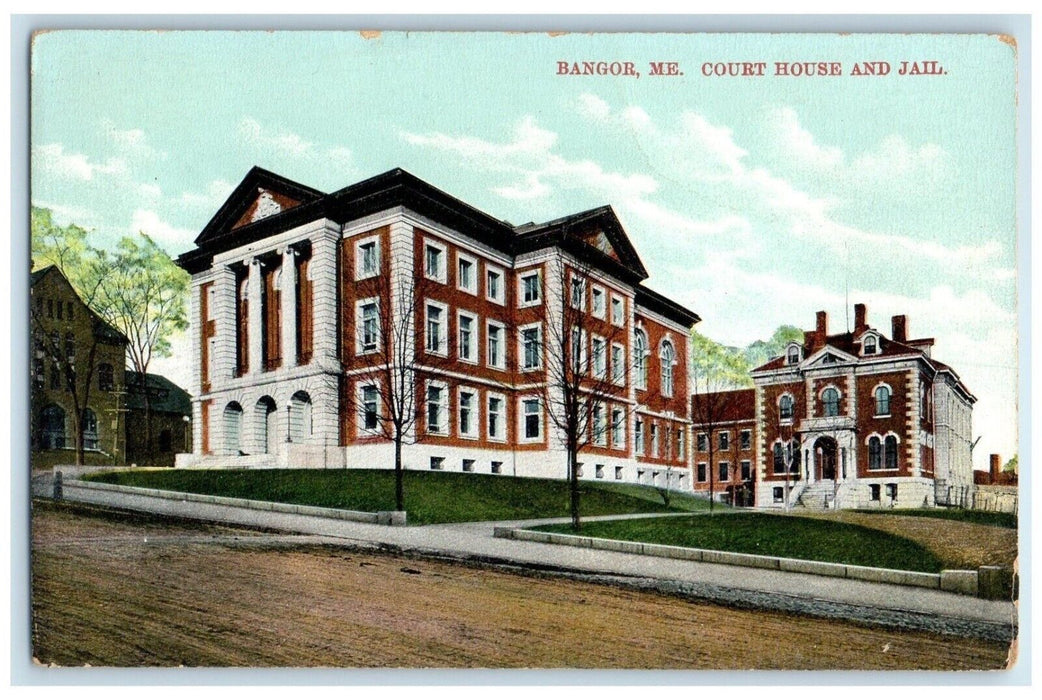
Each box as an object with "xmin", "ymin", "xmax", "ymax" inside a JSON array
[
  {"xmin": 211, "ymin": 265, "xmax": 237, "ymax": 384},
  {"xmin": 310, "ymin": 225, "xmax": 341, "ymax": 370},
  {"xmin": 281, "ymin": 247, "xmax": 298, "ymax": 370},
  {"xmin": 247, "ymin": 257, "xmax": 263, "ymax": 375},
  {"xmin": 188, "ymin": 277, "xmax": 203, "ymax": 397}
]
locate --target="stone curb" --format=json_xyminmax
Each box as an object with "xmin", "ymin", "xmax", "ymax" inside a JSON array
[
  {"xmin": 65, "ymin": 478, "xmax": 407, "ymax": 526},
  {"xmin": 496, "ymin": 527, "xmax": 985, "ymax": 597}
]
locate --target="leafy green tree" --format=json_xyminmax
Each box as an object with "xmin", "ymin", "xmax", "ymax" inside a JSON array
[
  {"xmin": 1003, "ymin": 455, "xmax": 1018, "ymax": 473},
  {"xmin": 690, "ymin": 330, "xmax": 752, "ymax": 389},
  {"xmin": 87, "ymin": 234, "xmax": 190, "ymax": 454},
  {"xmin": 31, "ymin": 206, "xmax": 95, "ymax": 299},
  {"xmin": 744, "ymin": 325, "xmax": 805, "ymax": 369}
]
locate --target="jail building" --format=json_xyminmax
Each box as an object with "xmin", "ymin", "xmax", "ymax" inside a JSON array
[{"xmin": 175, "ymin": 166, "xmax": 698, "ymax": 486}]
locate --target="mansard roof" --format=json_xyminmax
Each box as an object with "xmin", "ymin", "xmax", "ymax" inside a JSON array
[{"xmin": 177, "ymin": 166, "xmax": 697, "ymax": 327}]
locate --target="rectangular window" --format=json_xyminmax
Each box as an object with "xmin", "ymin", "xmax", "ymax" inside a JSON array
[
  {"xmin": 459, "ymin": 389, "xmax": 477, "ymax": 438},
  {"xmin": 426, "ymin": 303, "xmax": 446, "ymax": 355},
  {"xmin": 591, "ymin": 286, "xmax": 606, "ymax": 318},
  {"xmin": 491, "ymin": 461, "xmax": 502, "ymax": 475},
  {"xmin": 773, "ymin": 487, "xmax": 784, "ymax": 503},
  {"xmin": 593, "ymin": 403, "xmax": 607, "ymax": 446},
  {"xmin": 595, "ymin": 464, "xmax": 604, "ymax": 479},
  {"xmin": 871, "ymin": 484, "xmax": 881, "ymax": 501},
  {"xmin": 611, "ymin": 295, "xmax": 625, "ymax": 326},
  {"xmin": 570, "ymin": 276, "xmax": 585, "ymax": 309},
  {"xmin": 611, "ymin": 408, "xmax": 625, "ymax": 449},
  {"xmin": 635, "ymin": 419, "xmax": 644, "ymax": 455},
  {"xmin": 740, "ymin": 429, "xmax": 752, "ymax": 450},
  {"xmin": 741, "ymin": 460, "xmax": 751, "ymax": 480},
  {"xmin": 486, "ymin": 267, "xmax": 504, "ymax": 304},
  {"xmin": 650, "ymin": 423, "xmax": 659, "ymax": 457},
  {"xmin": 358, "ymin": 300, "xmax": 379, "ymax": 353},
  {"xmin": 697, "ymin": 432, "xmax": 708, "ymax": 452},
  {"xmin": 521, "ymin": 325, "xmax": 542, "ymax": 370},
  {"xmin": 522, "ymin": 398, "xmax": 541, "ymax": 440},
  {"xmin": 611, "ymin": 343, "xmax": 625, "ymax": 385},
  {"xmin": 718, "ymin": 431, "xmax": 730, "ymax": 451},
  {"xmin": 719, "ymin": 462, "xmax": 729, "ymax": 482},
  {"xmin": 676, "ymin": 429, "xmax": 685, "ymax": 459},
  {"xmin": 487, "ymin": 322, "xmax": 505, "ymax": 369},
  {"xmin": 488, "ymin": 394, "xmax": 505, "ymax": 441},
  {"xmin": 457, "ymin": 254, "xmax": 477, "ymax": 294},
  {"xmin": 886, "ymin": 483, "xmax": 898, "ymax": 501},
  {"xmin": 430, "ymin": 456, "xmax": 444, "ymax": 471},
  {"xmin": 592, "ymin": 337, "xmax": 606, "ymax": 379},
  {"xmin": 356, "ymin": 238, "xmax": 379, "ymax": 279},
  {"xmin": 458, "ymin": 312, "xmax": 476, "ymax": 362},
  {"xmin": 424, "ymin": 242, "xmax": 446, "ymax": 282},
  {"xmin": 462, "ymin": 459, "xmax": 475, "ymax": 473},
  {"xmin": 615, "ymin": 466, "xmax": 624, "ymax": 480},
  {"xmin": 362, "ymin": 384, "xmax": 379, "ymax": 431},
  {"xmin": 697, "ymin": 463, "xmax": 707, "ymax": 482},
  {"xmin": 427, "ymin": 383, "xmax": 446, "ymax": 434},
  {"xmin": 520, "ymin": 270, "xmax": 541, "ymax": 306}
]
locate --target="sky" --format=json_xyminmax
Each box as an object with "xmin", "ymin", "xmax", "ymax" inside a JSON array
[{"xmin": 29, "ymin": 31, "xmax": 1018, "ymax": 469}]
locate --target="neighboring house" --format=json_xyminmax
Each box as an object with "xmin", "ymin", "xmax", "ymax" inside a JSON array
[
  {"xmin": 691, "ymin": 388, "xmax": 757, "ymax": 506},
  {"xmin": 29, "ymin": 265, "xmax": 128, "ymax": 469},
  {"xmin": 692, "ymin": 303, "xmax": 976, "ymax": 509},
  {"xmin": 125, "ymin": 371, "xmax": 193, "ymax": 466},
  {"xmin": 175, "ymin": 166, "xmax": 698, "ymax": 485},
  {"xmin": 972, "ymin": 454, "xmax": 1018, "ymax": 514}
]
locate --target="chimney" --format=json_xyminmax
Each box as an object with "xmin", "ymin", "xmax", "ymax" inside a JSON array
[
  {"xmin": 803, "ymin": 330, "xmax": 817, "ymax": 353},
  {"xmin": 816, "ymin": 311, "xmax": 828, "ymax": 344},
  {"xmin": 892, "ymin": 315, "xmax": 907, "ymax": 343},
  {"xmin": 854, "ymin": 303, "xmax": 867, "ymax": 333},
  {"xmin": 990, "ymin": 454, "xmax": 1001, "ymax": 483}
]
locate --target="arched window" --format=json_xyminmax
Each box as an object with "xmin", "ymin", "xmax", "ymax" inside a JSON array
[
  {"xmin": 659, "ymin": 340, "xmax": 675, "ymax": 397},
  {"xmin": 787, "ymin": 346, "xmax": 800, "ymax": 365},
  {"xmin": 289, "ymin": 391, "xmax": 313, "ymax": 442},
  {"xmin": 40, "ymin": 404, "xmax": 66, "ymax": 449},
  {"xmin": 256, "ymin": 396, "xmax": 277, "ymax": 454},
  {"xmin": 822, "ymin": 387, "xmax": 841, "ymax": 417},
  {"xmin": 874, "ymin": 385, "xmax": 891, "ymax": 416},
  {"xmin": 98, "ymin": 363, "xmax": 114, "ymax": 392},
  {"xmin": 223, "ymin": 402, "xmax": 243, "ymax": 456},
  {"xmin": 634, "ymin": 329, "xmax": 648, "ymax": 389},
  {"xmin": 863, "ymin": 336, "xmax": 877, "ymax": 355},
  {"xmin": 885, "ymin": 435, "xmax": 899, "ymax": 470},
  {"xmin": 868, "ymin": 436, "xmax": 882, "ymax": 470},
  {"xmin": 82, "ymin": 408, "xmax": 99, "ymax": 450},
  {"xmin": 779, "ymin": 394, "xmax": 794, "ymax": 420}
]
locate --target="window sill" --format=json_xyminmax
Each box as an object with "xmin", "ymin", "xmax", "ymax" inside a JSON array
[{"xmin": 874, "ymin": 413, "xmax": 892, "ymax": 419}]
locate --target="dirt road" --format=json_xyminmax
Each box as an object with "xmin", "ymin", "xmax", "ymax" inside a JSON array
[{"xmin": 30, "ymin": 501, "xmax": 1012, "ymax": 670}]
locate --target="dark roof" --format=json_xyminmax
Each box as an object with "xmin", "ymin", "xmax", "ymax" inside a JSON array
[
  {"xmin": 125, "ymin": 371, "xmax": 192, "ymax": 415},
  {"xmin": 177, "ymin": 166, "xmax": 700, "ymax": 327},
  {"xmin": 31, "ymin": 265, "xmax": 129, "ymax": 346},
  {"xmin": 635, "ymin": 284, "xmax": 701, "ymax": 326},
  {"xmin": 691, "ymin": 388, "xmax": 756, "ymax": 424}
]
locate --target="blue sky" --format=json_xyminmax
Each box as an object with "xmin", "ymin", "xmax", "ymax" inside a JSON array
[{"xmin": 30, "ymin": 31, "xmax": 1018, "ymax": 467}]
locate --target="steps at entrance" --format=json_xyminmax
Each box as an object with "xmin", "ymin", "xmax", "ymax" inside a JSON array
[{"xmin": 797, "ymin": 480, "xmax": 839, "ymax": 510}]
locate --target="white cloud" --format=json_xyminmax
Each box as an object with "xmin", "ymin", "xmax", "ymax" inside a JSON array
[
  {"xmin": 100, "ymin": 120, "xmax": 167, "ymax": 161},
  {"xmin": 239, "ymin": 117, "xmax": 314, "ymax": 158},
  {"xmin": 130, "ymin": 209, "xmax": 196, "ymax": 253},
  {"xmin": 32, "ymin": 143, "xmax": 127, "ymax": 181},
  {"xmin": 179, "ymin": 179, "xmax": 235, "ymax": 210},
  {"xmin": 766, "ymin": 106, "xmax": 843, "ymax": 169}
]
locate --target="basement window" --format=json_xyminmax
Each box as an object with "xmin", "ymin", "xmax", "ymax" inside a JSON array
[{"xmin": 430, "ymin": 456, "xmax": 444, "ymax": 471}]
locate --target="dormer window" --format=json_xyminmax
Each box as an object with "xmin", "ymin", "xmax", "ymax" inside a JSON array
[
  {"xmin": 862, "ymin": 333, "xmax": 879, "ymax": 356},
  {"xmin": 786, "ymin": 344, "xmax": 801, "ymax": 365}
]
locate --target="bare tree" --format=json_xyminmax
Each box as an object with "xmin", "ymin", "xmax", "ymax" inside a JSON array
[
  {"xmin": 536, "ymin": 253, "xmax": 635, "ymax": 532},
  {"xmin": 762, "ymin": 391, "xmax": 801, "ymax": 511},
  {"xmin": 690, "ymin": 381, "xmax": 749, "ymax": 513}
]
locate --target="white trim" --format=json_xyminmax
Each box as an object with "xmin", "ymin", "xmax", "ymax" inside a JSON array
[
  {"xmin": 633, "ymin": 325, "xmax": 649, "ymax": 391},
  {"xmin": 518, "ymin": 395, "xmax": 543, "ymax": 442},
  {"xmin": 354, "ymin": 234, "xmax": 381, "ymax": 280},
  {"xmin": 354, "ymin": 297, "xmax": 380, "ymax": 356},
  {"xmin": 569, "ymin": 274, "xmax": 587, "ymax": 310},
  {"xmin": 457, "ymin": 309, "xmax": 478, "ymax": 365},
  {"xmin": 424, "ymin": 299, "xmax": 449, "ymax": 357},
  {"xmin": 717, "ymin": 429, "xmax": 731, "ymax": 452},
  {"xmin": 819, "ymin": 383, "xmax": 843, "ymax": 416},
  {"xmin": 592, "ymin": 401, "xmax": 608, "ymax": 447},
  {"xmin": 486, "ymin": 319, "xmax": 506, "ymax": 370},
  {"xmin": 457, "ymin": 386, "xmax": 479, "ymax": 440},
  {"xmin": 610, "ymin": 342, "xmax": 626, "ymax": 386},
  {"xmin": 591, "ymin": 284, "xmax": 606, "ymax": 319},
  {"xmin": 487, "ymin": 391, "xmax": 507, "ymax": 442},
  {"xmin": 485, "ymin": 264, "xmax": 505, "ymax": 305},
  {"xmin": 356, "ymin": 381, "xmax": 381, "ymax": 435},
  {"xmin": 872, "ymin": 381, "xmax": 894, "ymax": 417},
  {"xmin": 592, "ymin": 335, "xmax": 607, "ymax": 380},
  {"xmin": 659, "ymin": 336, "xmax": 676, "ymax": 398},
  {"xmin": 610, "ymin": 405, "xmax": 626, "ymax": 450},
  {"xmin": 425, "ymin": 379, "xmax": 449, "ymax": 435},
  {"xmin": 456, "ymin": 250, "xmax": 478, "ymax": 295},
  {"xmin": 423, "ymin": 238, "xmax": 447, "ymax": 284},
  {"xmin": 519, "ymin": 322, "xmax": 543, "ymax": 371},
  {"xmin": 610, "ymin": 293, "xmax": 625, "ymax": 327},
  {"xmin": 518, "ymin": 268, "xmax": 542, "ymax": 307},
  {"xmin": 785, "ymin": 342, "xmax": 803, "ymax": 366}
]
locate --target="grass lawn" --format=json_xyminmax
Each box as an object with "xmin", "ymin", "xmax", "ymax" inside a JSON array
[
  {"xmin": 853, "ymin": 508, "xmax": 1016, "ymax": 530},
  {"xmin": 536, "ymin": 512, "xmax": 946, "ymax": 572},
  {"xmin": 84, "ymin": 469, "xmax": 710, "ymax": 525}
]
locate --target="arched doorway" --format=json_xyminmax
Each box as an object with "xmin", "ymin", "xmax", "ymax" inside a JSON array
[
  {"xmin": 814, "ymin": 436, "xmax": 838, "ymax": 481},
  {"xmin": 223, "ymin": 402, "xmax": 243, "ymax": 455},
  {"xmin": 256, "ymin": 396, "xmax": 278, "ymax": 454}
]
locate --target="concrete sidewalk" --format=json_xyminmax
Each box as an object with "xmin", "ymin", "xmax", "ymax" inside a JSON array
[{"xmin": 35, "ymin": 478, "xmax": 1019, "ymax": 642}]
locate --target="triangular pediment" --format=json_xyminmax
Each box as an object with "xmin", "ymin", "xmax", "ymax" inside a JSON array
[
  {"xmin": 193, "ymin": 166, "xmax": 325, "ymax": 247},
  {"xmin": 803, "ymin": 344, "xmax": 858, "ymax": 368},
  {"xmin": 582, "ymin": 229, "xmax": 621, "ymax": 261}
]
